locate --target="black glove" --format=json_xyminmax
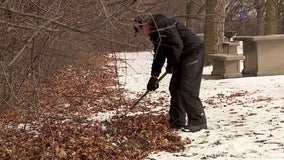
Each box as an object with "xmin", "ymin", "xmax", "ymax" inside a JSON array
[
  {"xmin": 166, "ymin": 65, "xmax": 177, "ymax": 74},
  {"xmin": 147, "ymin": 77, "xmax": 159, "ymax": 91}
]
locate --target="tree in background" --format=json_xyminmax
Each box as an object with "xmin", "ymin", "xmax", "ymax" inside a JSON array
[
  {"xmin": 280, "ymin": 0, "xmax": 284, "ymax": 32},
  {"xmin": 0, "ymin": 0, "xmax": 138, "ymax": 110},
  {"xmin": 254, "ymin": 0, "xmax": 266, "ymax": 35},
  {"xmin": 264, "ymin": 0, "xmax": 278, "ymax": 34},
  {"xmin": 254, "ymin": 0, "xmax": 283, "ymax": 35},
  {"xmin": 185, "ymin": 0, "xmax": 205, "ymax": 32},
  {"xmin": 204, "ymin": 0, "xmax": 226, "ymax": 65},
  {"xmin": 1, "ymin": 0, "xmax": 284, "ymax": 111},
  {"xmin": 215, "ymin": 0, "xmax": 226, "ymax": 52},
  {"xmin": 204, "ymin": 0, "xmax": 217, "ymax": 66}
]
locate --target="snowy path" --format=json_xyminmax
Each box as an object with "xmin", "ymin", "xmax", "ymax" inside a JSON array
[{"xmin": 116, "ymin": 51, "xmax": 284, "ymax": 160}]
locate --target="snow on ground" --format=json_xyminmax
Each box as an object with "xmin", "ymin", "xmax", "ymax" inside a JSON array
[{"xmin": 115, "ymin": 51, "xmax": 284, "ymax": 160}]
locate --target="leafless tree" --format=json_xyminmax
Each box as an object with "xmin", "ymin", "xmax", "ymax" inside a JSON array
[
  {"xmin": 264, "ymin": 0, "xmax": 279, "ymax": 34},
  {"xmin": 0, "ymin": 0, "xmax": 140, "ymax": 111},
  {"xmin": 1, "ymin": 0, "xmax": 283, "ymax": 113}
]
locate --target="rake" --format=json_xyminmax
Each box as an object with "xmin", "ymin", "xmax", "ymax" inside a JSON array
[{"xmin": 122, "ymin": 72, "xmax": 167, "ymax": 117}]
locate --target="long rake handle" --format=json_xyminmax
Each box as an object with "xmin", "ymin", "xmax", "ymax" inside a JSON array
[{"xmin": 123, "ymin": 72, "xmax": 167, "ymax": 116}]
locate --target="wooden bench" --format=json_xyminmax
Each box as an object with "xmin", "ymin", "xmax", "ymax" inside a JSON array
[{"xmin": 208, "ymin": 54, "xmax": 245, "ymax": 78}]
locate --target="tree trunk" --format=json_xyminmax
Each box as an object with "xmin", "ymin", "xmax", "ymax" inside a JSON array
[
  {"xmin": 204, "ymin": 0, "xmax": 217, "ymax": 66},
  {"xmin": 264, "ymin": 0, "xmax": 278, "ymax": 35},
  {"xmin": 185, "ymin": 0, "xmax": 205, "ymax": 33},
  {"xmin": 278, "ymin": 0, "xmax": 284, "ymax": 33},
  {"xmin": 186, "ymin": 0, "xmax": 198, "ymax": 32},
  {"xmin": 254, "ymin": 0, "xmax": 265, "ymax": 35},
  {"xmin": 215, "ymin": 0, "xmax": 226, "ymax": 52}
]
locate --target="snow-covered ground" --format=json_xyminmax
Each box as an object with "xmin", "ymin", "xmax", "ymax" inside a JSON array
[{"xmin": 115, "ymin": 50, "xmax": 284, "ymax": 160}]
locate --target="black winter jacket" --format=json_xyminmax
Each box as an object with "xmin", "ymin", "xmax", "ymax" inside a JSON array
[{"xmin": 149, "ymin": 14, "xmax": 203, "ymax": 77}]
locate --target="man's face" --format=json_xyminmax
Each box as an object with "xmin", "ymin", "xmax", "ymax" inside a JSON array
[
  {"xmin": 140, "ymin": 25, "xmax": 150, "ymax": 37},
  {"xmin": 134, "ymin": 24, "xmax": 150, "ymax": 37}
]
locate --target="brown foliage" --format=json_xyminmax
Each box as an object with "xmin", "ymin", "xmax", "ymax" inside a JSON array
[{"xmin": 0, "ymin": 55, "xmax": 186, "ymax": 159}]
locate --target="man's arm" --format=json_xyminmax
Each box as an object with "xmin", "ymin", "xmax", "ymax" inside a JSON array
[{"xmin": 151, "ymin": 43, "xmax": 166, "ymax": 77}]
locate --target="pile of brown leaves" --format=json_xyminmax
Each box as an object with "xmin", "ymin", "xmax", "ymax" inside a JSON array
[{"xmin": 0, "ymin": 55, "xmax": 187, "ymax": 159}]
